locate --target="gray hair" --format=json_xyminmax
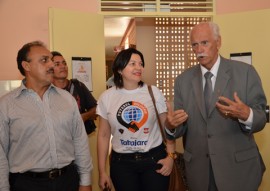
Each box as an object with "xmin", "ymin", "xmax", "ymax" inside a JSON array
[
  {"xmin": 190, "ymin": 21, "xmax": 221, "ymax": 40},
  {"xmin": 208, "ymin": 22, "xmax": 220, "ymax": 40}
]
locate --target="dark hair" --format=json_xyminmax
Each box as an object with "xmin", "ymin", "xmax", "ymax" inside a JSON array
[
  {"xmin": 17, "ymin": 41, "xmax": 46, "ymax": 76},
  {"xmin": 112, "ymin": 48, "xmax": 145, "ymax": 88},
  {"xmin": 51, "ymin": 51, "xmax": 63, "ymax": 61}
]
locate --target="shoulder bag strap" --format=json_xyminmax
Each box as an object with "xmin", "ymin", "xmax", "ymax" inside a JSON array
[{"xmin": 147, "ymin": 85, "xmax": 166, "ymax": 143}]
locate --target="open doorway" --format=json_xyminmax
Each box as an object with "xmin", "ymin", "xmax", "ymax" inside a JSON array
[
  {"xmin": 104, "ymin": 17, "xmax": 132, "ymax": 60},
  {"xmin": 104, "ymin": 17, "xmax": 157, "ymax": 87},
  {"xmin": 103, "ymin": 16, "xmax": 210, "ymax": 97},
  {"xmin": 104, "ymin": 16, "xmax": 132, "ymax": 87}
]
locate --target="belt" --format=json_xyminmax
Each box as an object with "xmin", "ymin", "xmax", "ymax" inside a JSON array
[
  {"xmin": 112, "ymin": 143, "xmax": 165, "ymax": 161},
  {"xmin": 13, "ymin": 162, "xmax": 74, "ymax": 180}
]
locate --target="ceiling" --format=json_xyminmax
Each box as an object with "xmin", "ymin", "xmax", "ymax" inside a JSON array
[{"xmin": 104, "ymin": 17, "xmax": 132, "ymax": 60}]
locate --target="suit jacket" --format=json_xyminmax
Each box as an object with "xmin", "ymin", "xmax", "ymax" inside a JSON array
[{"xmin": 170, "ymin": 56, "xmax": 267, "ymax": 191}]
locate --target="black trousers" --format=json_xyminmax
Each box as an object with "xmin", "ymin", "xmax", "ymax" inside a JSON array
[
  {"xmin": 110, "ymin": 144, "xmax": 169, "ymax": 191},
  {"xmin": 9, "ymin": 163, "xmax": 79, "ymax": 191}
]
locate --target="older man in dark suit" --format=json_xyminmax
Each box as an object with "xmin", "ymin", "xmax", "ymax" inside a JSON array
[{"xmin": 166, "ymin": 22, "xmax": 267, "ymax": 191}]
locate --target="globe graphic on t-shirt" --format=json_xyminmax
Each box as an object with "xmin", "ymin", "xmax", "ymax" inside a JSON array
[{"xmin": 123, "ymin": 106, "xmax": 143, "ymax": 123}]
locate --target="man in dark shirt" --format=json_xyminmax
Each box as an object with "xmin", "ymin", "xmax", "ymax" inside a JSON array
[{"xmin": 52, "ymin": 51, "xmax": 97, "ymax": 135}]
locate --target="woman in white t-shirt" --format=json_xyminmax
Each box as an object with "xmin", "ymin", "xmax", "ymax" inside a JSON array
[{"xmin": 97, "ymin": 48, "xmax": 176, "ymax": 191}]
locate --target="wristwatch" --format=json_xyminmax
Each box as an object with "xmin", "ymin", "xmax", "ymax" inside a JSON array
[{"xmin": 167, "ymin": 152, "xmax": 177, "ymax": 159}]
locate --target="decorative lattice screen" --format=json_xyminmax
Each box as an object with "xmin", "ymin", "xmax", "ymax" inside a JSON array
[{"xmin": 155, "ymin": 17, "xmax": 210, "ymax": 101}]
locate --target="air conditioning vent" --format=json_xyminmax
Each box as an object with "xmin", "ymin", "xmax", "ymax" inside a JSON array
[{"xmin": 100, "ymin": 0, "xmax": 214, "ymax": 16}]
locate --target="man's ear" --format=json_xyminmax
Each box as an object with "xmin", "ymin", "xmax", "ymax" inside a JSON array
[
  {"xmin": 217, "ymin": 36, "xmax": 221, "ymax": 50},
  {"xmin": 22, "ymin": 61, "xmax": 31, "ymax": 73}
]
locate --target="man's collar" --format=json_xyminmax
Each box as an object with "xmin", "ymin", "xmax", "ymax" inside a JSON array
[{"xmin": 200, "ymin": 55, "xmax": 221, "ymax": 77}]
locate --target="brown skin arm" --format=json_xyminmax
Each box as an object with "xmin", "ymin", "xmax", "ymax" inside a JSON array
[
  {"xmin": 97, "ymin": 117, "xmax": 113, "ymax": 190},
  {"xmin": 79, "ymin": 185, "xmax": 92, "ymax": 191},
  {"xmin": 155, "ymin": 113, "xmax": 175, "ymax": 176},
  {"xmin": 81, "ymin": 107, "xmax": 98, "ymax": 122}
]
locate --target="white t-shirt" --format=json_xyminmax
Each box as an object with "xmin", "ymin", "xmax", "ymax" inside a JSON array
[{"xmin": 97, "ymin": 84, "xmax": 167, "ymax": 153}]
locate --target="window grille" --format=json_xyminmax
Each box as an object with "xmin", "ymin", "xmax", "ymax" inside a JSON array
[{"xmin": 155, "ymin": 17, "xmax": 210, "ymax": 101}]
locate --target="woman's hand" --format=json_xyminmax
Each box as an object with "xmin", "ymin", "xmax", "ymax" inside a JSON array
[
  {"xmin": 156, "ymin": 155, "xmax": 174, "ymax": 176},
  {"xmin": 99, "ymin": 172, "xmax": 113, "ymax": 191}
]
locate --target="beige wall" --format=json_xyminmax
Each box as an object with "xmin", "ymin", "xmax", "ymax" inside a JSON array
[
  {"xmin": 0, "ymin": 0, "xmax": 98, "ymax": 80},
  {"xmin": 216, "ymin": 0, "xmax": 270, "ymax": 14},
  {"xmin": 49, "ymin": 8, "xmax": 106, "ymax": 191},
  {"xmin": 0, "ymin": 0, "xmax": 270, "ymax": 190},
  {"xmin": 214, "ymin": 9, "xmax": 270, "ymax": 190},
  {"xmin": 136, "ymin": 18, "xmax": 156, "ymax": 86},
  {"xmin": 2, "ymin": 0, "xmax": 270, "ymax": 80}
]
